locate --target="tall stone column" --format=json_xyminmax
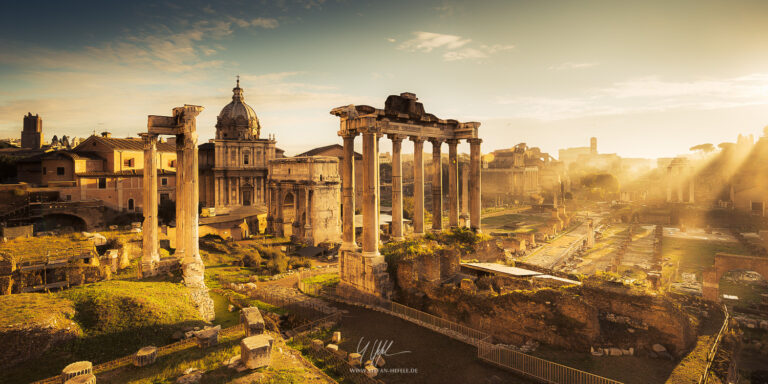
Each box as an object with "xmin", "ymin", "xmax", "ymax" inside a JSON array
[
  {"xmin": 461, "ymin": 164, "xmax": 469, "ymax": 227},
  {"xmin": 430, "ymin": 139, "xmax": 443, "ymax": 232},
  {"xmin": 411, "ymin": 137, "xmax": 425, "ymax": 235},
  {"xmin": 362, "ymin": 131, "xmax": 380, "ymax": 259},
  {"xmin": 469, "ymin": 138, "xmax": 482, "ymax": 232},
  {"xmin": 447, "ymin": 139, "xmax": 459, "ymax": 228},
  {"xmin": 141, "ymin": 133, "xmax": 159, "ymax": 275},
  {"xmin": 275, "ymin": 185, "xmax": 284, "ymax": 237},
  {"xmin": 341, "ymin": 134, "xmax": 356, "ymax": 250},
  {"xmin": 175, "ymin": 144, "xmax": 186, "ymax": 259},
  {"xmin": 304, "ymin": 186, "xmax": 312, "ymax": 243},
  {"xmin": 389, "ymin": 134, "xmax": 404, "ymax": 240}
]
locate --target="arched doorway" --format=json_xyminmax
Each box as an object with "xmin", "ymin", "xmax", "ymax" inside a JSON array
[
  {"xmin": 282, "ymin": 192, "xmax": 295, "ymax": 237},
  {"xmin": 703, "ymin": 253, "xmax": 768, "ymax": 302},
  {"xmin": 719, "ymin": 269, "xmax": 768, "ymax": 311},
  {"xmin": 37, "ymin": 213, "xmax": 87, "ymax": 232}
]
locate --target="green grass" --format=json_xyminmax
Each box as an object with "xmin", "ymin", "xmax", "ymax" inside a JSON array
[
  {"xmin": 481, "ymin": 213, "xmax": 549, "ymax": 228},
  {"xmin": 99, "ymin": 328, "xmax": 244, "ymax": 384},
  {"xmin": 300, "ymin": 273, "xmax": 339, "ymax": 286},
  {"xmin": 662, "ymin": 237, "xmax": 749, "ymax": 273},
  {"xmin": 0, "ymin": 232, "xmax": 93, "ymax": 263},
  {"xmin": 0, "ymin": 291, "xmax": 78, "ymax": 327}
]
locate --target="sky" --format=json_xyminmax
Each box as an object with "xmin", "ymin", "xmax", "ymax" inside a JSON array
[{"xmin": 2, "ymin": 0, "xmax": 768, "ymax": 159}]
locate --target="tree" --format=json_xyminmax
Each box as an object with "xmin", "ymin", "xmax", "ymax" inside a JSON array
[{"xmin": 690, "ymin": 143, "xmax": 715, "ymax": 153}]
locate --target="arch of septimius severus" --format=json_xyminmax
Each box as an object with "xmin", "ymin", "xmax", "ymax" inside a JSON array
[{"xmin": 331, "ymin": 92, "xmax": 482, "ymax": 297}]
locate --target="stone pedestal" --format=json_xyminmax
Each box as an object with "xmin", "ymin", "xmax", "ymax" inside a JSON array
[
  {"xmin": 241, "ymin": 307, "xmax": 265, "ymax": 336},
  {"xmin": 133, "ymin": 346, "xmax": 158, "ymax": 367},
  {"xmin": 241, "ymin": 334, "xmax": 274, "ymax": 369},
  {"xmin": 61, "ymin": 361, "xmax": 92, "ymax": 383}
]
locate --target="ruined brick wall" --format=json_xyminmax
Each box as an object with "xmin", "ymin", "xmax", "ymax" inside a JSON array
[{"xmin": 1, "ymin": 225, "xmax": 33, "ymax": 240}]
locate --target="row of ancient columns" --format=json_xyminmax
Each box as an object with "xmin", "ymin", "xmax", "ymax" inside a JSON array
[
  {"xmin": 340, "ymin": 131, "xmax": 482, "ymax": 258},
  {"xmin": 214, "ymin": 176, "xmax": 266, "ymax": 207}
]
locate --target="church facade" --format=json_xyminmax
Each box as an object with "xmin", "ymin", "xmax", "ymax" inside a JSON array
[{"xmin": 199, "ymin": 80, "xmax": 277, "ymax": 212}]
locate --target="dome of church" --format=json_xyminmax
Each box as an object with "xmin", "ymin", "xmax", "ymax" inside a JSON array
[{"xmin": 216, "ymin": 78, "xmax": 261, "ymax": 140}]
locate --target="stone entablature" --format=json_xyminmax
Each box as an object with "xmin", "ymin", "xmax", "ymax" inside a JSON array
[{"xmin": 266, "ymin": 156, "xmax": 341, "ymax": 246}]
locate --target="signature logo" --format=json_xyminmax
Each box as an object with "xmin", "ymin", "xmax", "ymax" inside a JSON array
[{"xmin": 355, "ymin": 337, "xmax": 412, "ymax": 367}]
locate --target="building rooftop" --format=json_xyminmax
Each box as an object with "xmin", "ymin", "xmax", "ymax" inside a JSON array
[
  {"xmin": 75, "ymin": 135, "xmax": 177, "ymax": 152},
  {"xmin": 296, "ymin": 144, "xmax": 362, "ymax": 160}
]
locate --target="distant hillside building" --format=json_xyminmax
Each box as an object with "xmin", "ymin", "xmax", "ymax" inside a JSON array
[
  {"xmin": 482, "ymin": 143, "xmax": 566, "ymax": 204},
  {"xmin": 21, "ymin": 113, "xmax": 43, "ymax": 149},
  {"xmin": 199, "ymin": 80, "xmax": 277, "ymax": 212},
  {"xmin": 16, "ymin": 132, "xmax": 178, "ymax": 212}
]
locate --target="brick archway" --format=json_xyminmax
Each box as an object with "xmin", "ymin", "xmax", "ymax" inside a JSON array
[{"xmin": 702, "ymin": 253, "xmax": 768, "ymax": 301}]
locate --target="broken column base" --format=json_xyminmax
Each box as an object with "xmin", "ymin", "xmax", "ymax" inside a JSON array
[
  {"xmin": 188, "ymin": 287, "xmax": 215, "ymax": 321},
  {"xmin": 339, "ymin": 249, "xmax": 392, "ymax": 299}
]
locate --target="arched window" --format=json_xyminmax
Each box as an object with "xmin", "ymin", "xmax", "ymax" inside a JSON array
[{"xmin": 128, "ymin": 198, "xmax": 135, "ymax": 211}]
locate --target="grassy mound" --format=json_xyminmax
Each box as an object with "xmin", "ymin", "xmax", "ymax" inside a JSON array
[
  {"xmin": 2, "ymin": 280, "xmax": 206, "ymax": 383},
  {"xmin": 59, "ymin": 280, "xmax": 202, "ymax": 335},
  {"xmin": 0, "ymin": 293, "xmax": 82, "ymax": 370}
]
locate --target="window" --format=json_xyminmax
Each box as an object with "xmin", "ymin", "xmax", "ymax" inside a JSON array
[
  {"xmin": 98, "ymin": 178, "xmax": 107, "ymax": 189},
  {"xmin": 123, "ymin": 158, "xmax": 134, "ymax": 167},
  {"xmin": 161, "ymin": 178, "xmax": 168, "ymax": 186},
  {"xmin": 127, "ymin": 198, "xmax": 134, "ymax": 211},
  {"xmin": 169, "ymin": 160, "xmax": 176, "ymax": 168},
  {"xmin": 65, "ymin": 195, "xmax": 71, "ymax": 201},
  {"xmin": 42, "ymin": 167, "xmax": 47, "ymax": 175},
  {"xmin": 244, "ymin": 153, "xmax": 250, "ymax": 165},
  {"xmin": 56, "ymin": 167, "xmax": 65, "ymax": 175},
  {"xmin": 160, "ymin": 193, "xmax": 170, "ymax": 202}
]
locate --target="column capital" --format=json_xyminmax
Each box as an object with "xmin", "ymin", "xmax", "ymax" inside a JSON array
[
  {"xmin": 340, "ymin": 132, "xmax": 358, "ymax": 140},
  {"xmin": 409, "ymin": 135, "xmax": 425, "ymax": 143},
  {"xmin": 428, "ymin": 138, "xmax": 444, "ymax": 145},
  {"xmin": 387, "ymin": 134, "xmax": 405, "ymax": 143},
  {"xmin": 446, "ymin": 138, "xmax": 460, "ymax": 146},
  {"xmin": 468, "ymin": 138, "xmax": 483, "ymax": 145}
]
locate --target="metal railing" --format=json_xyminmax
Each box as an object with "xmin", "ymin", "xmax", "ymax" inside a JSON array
[
  {"xmin": 700, "ymin": 305, "xmax": 731, "ymax": 384},
  {"xmin": 478, "ymin": 340, "xmax": 622, "ymax": 384}
]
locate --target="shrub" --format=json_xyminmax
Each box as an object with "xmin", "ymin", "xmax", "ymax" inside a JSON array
[
  {"xmin": 266, "ymin": 252, "xmax": 288, "ymax": 274},
  {"xmin": 241, "ymin": 249, "xmax": 262, "ymax": 268},
  {"xmin": 288, "ymin": 256, "xmax": 312, "ymax": 269}
]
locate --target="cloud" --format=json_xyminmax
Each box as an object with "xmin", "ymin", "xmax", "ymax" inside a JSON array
[
  {"xmin": 386, "ymin": 38, "xmax": 396, "ymax": 43},
  {"xmin": 250, "ymin": 17, "xmax": 279, "ymax": 29},
  {"xmin": 397, "ymin": 31, "xmax": 513, "ymax": 62},
  {"xmin": 398, "ymin": 31, "xmax": 470, "ymax": 52},
  {"xmin": 549, "ymin": 62, "xmax": 600, "ymax": 71},
  {"xmin": 497, "ymin": 74, "xmax": 768, "ymax": 121}
]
